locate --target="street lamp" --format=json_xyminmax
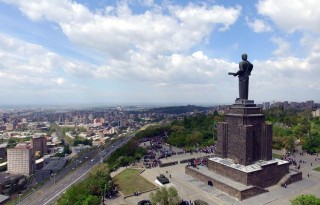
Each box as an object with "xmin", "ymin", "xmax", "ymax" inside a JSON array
[
  {"xmin": 51, "ymin": 173, "xmax": 56, "ymax": 185},
  {"xmin": 18, "ymin": 193, "xmax": 22, "ymax": 205},
  {"xmin": 211, "ymin": 122, "xmax": 217, "ymax": 142},
  {"xmin": 29, "ymin": 188, "xmax": 35, "ymax": 202},
  {"xmin": 102, "ymin": 180, "xmax": 112, "ymax": 204},
  {"xmin": 102, "ymin": 183, "xmax": 106, "ymax": 204}
]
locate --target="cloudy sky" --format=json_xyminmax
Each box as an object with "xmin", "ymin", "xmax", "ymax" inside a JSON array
[{"xmin": 0, "ymin": 0, "xmax": 319, "ymax": 106}]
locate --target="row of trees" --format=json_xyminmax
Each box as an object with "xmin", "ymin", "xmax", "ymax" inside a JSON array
[
  {"xmin": 265, "ymin": 108, "xmax": 320, "ymax": 153},
  {"xmin": 149, "ymin": 186, "xmax": 209, "ymax": 205},
  {"xmin": 57, "ymin": 164, "xmax": 112, "ymax": 205},
  {"xmin": 167, "ymin": 113, "xmax": 222, "ymax": 148},
  {"xmin": 135, "ymin": 125, "xmax": 170, "ymax": 139},
  {"xmin": 291, "ymin": 194, "xmax": 320, "ymax": 205},
  {"xmin": 106, "ymin": 140, "xmax": 145, "ymax": 171},
  {"xmin": 134, "ymin": 112, "xmax": 223, "ymax": 149},
  {"xmin": 73, "ymin": 136, "xmax": 92, "ymax": 146},
  {"xmin": 137, "ymin": 108, "xmax": 320, "ymax": 153}
]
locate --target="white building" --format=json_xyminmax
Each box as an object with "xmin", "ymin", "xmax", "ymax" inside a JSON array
[{"xmin": 7, "ymin": 144, "xmax": 35, "ymax": 176}]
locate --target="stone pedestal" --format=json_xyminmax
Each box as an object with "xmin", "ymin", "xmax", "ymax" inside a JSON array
[
  {"xmin": 185, "ymin": 99, "xmax": 302, "ymax": 200},
  {"xmin": 216, "ymin": 100, "xmax": 272, "ymax": 165}
]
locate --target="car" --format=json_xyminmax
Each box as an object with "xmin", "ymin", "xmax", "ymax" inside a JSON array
[{"xmin": 137, "ymin": 200, "xmax": 151, "ymax": 205}]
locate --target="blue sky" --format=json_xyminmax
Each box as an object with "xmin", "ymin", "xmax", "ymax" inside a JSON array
[{"xmin": 0, "ymin": 0, "xmax": 319, "ymax": 106}]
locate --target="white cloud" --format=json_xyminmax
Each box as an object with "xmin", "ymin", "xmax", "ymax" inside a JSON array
[
  {"xmin": 94, "ymin": 50, "xmax": 237, "ymax": 87},
  {"xmin": 0, "ymin": 0, "xmax": 243, "ymax": 90},
  {"xmin": 271, "ymin": 37, "xmax": 291, "ymax": 57},
  {"xmin": 0, "ymin": 34, "xmax": 87, "ymax": 90},
  {"xmin": 1, "ymin": 0, "xmax": 319, "ymax": 103},
  {"xmin": 246, "ymin": 17, "xmax": 272, "ymax": 33},
  {"xmin": 242, "ymin": 55, "xmax": 320, "ymax": 103},
  {"xmin": 0, "ymin": 35, "xmax": 58, "ymax": 75},
  {"xmin": 257, "ymin": 0, "xmax": 320, "ymax": 74},
  {"xmin": 169, "ymin": 4, "xmax": 241, "ymax": 31},
  {"xmin": 257, "ymin": 0, "xmax": 320, "ymax": 33},
  {"xmin": 56, "ymin": 77, "xmax": 65, "ymax": 85},
  {"xmin": 2, "ymin": 0, "xmax": 93, "ymax": 23},
  {"xmin": 300, "ymin": 33, "xmax": 320, "ymax": 53},
  {"xmin": 2, "ymin": 0, "xmax": 241, "ymax": 59}
]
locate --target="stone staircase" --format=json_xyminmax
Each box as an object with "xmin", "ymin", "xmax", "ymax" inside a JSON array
[{"xmin": 277, "ymin": 169, "xmax": 302, "ymax": 187}]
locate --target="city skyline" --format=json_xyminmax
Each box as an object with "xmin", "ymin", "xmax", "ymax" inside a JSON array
[{"xmin": 0, "ymin": 0, "xmax": 319, "ymax": 105}]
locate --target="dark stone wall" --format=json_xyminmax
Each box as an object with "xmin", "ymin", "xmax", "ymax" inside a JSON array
[
  {"xmin": 286, "ymin": 171, "xmax": 303, "ymax": 185},
  {"xmin": 185, "ymin": 166, "xmax": 268, "ymax": 200},
  {"xmin": 208, "ymin": 159, "xmax": 290, "ymax": 188},
  {"xmin": 216, "ymin": 123, "xmax": 228, "ymax": 158},
  {"xmin": 216, "ymin": 103, "xmax": 273, "ymax": 165},
  {"xmin": 208, "ymin": 159, "xmax": 248, "ymax": 185},
  {"xmin": 261, "ymin": 124, "xmax": 273, "ymax": 161}
]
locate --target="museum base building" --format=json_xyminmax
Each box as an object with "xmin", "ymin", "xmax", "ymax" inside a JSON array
[{"xmin": 186, "ymin": 99, "xmax": 302, "ymax": 200}]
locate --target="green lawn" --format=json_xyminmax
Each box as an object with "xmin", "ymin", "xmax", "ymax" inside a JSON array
[
  {"xmin": 272, "ymin": 153, "xmax": 282, "ymax": 159},
  {"xmin": 113, "ymin": 168, "xmax": 156, "ymax": 196},
  {"xmin": 314, "ymin": 167, "xmax": 320, "ymax": 172}
]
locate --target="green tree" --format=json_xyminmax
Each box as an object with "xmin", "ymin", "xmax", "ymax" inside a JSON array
[
  {"xmin": 283, "ymin": 136, "xmax": 296, "ymax": 152},
  {"xmin": 302, "ymin": 134, "xmax": 320, "ymax": 154},
  {"xmin": 188, "ymin": 131, "xmax": 203, "ymax": 146},
  {"xmin": 291, "ymin": 194, "xmax": 320, "ymax": 205},
  {"xmin": 82, "ymin": 195, "xmax": 100, "ymax": 205},
  {"xmin": 57, "ymin": 164, "xmax": 111, "ymax": 205},
  {"xmin": 7, "ymin": 138, "xmax": 18, "ymax": 148},
  {"xmin": 149, "ymin": 186, "xmax": 180, "ymax": 205},
  {"xmin": 57, "ymin": 182, "xmax": 93, "ymax": 205},
  {"xmin": 106, "ymin": 139, "xmax": 145, "ymax": 171},
  {"xmin": 63, "ymin": 144, "xmax": 71, "ymax": 155},
  {"xmin": 73, "ymin": 137, "xmax": 92, "ymax": 146},
  {"xmin": 85, "ymin": 164, "xmax": 112, "ymax": 196},
  {"xmin": 167, "ymin": 114, "xmax": 220, "ymax": 148}
]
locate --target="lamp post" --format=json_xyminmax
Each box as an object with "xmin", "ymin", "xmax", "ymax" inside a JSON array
[
  {"xmin": 102, "ymin": 180, "xmax": 112, "ymax": 204},
  {"xmin": 29, "ymin": 188, "xmax": 35, "ymax": 202},
  {"xmin": 102, "ymin": 183, "xmax": 106, "ymax": 204},
  {"xmin": 51, "ymin": 173, "xmax": 56, "ymax": 185},
  {"xmin": 212, "ymin": 122, "xmax": 217, "ymax": 142},
  {"xmin": 18, "ymin": 193, "xmax": 22, "ymax": 205}
]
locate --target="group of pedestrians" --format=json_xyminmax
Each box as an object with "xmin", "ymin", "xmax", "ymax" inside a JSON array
[{"xmin": 281, "ymin": 148, "xmax": 320, "ymax": 181}]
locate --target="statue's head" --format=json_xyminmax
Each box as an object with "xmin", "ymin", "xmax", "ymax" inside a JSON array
[{"xmin": 241, "ymin": 53, "xmax": 247, "ymax": 60}]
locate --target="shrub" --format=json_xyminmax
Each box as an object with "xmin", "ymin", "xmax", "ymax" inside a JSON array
[{"xmin": 194, "ymin": 199, "xmax": 209, "ymax": 205}]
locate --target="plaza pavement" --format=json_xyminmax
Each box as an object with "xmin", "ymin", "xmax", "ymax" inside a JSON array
[{"xmin": 106, "ymin": 147, "xmax": 320, "ymax": 205}]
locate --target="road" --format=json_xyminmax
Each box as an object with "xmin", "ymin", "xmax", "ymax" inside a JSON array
[{"xmin": 17, "ymin": 135, "xmax": 133, "ymax": 205}]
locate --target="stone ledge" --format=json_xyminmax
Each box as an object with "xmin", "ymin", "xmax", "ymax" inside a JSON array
[
  {"xmin": 185, "ymin": 166, "xmax": 268, "ymax": 200},
  {"xmin": 209, "ymin": 157, "xmax": 289, "ymax": 173}
]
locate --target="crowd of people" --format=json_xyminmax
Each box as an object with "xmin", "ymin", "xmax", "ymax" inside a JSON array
[{"xmin": 138, "ymin": 135, "xmax": 215, "ymax": 169}]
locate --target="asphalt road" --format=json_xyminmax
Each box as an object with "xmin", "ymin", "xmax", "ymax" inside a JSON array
[{"xmin": 17, "ymin": 135, "xmax": 133, "ymax": 205}]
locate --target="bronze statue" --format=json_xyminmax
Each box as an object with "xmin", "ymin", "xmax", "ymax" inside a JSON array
[{"xmin": 228, "ymin": 53, "xmax": 253, "ymax": 100}]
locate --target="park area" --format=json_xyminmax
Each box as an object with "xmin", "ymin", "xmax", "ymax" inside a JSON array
[{"xmin": 113, "ymin": 168, "xmax": 157, "ymax": 196}]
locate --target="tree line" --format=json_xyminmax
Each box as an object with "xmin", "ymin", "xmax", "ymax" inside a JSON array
[{"xmin": 57, "ymin": 164, "xmax": 112, "ymax": 205}]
